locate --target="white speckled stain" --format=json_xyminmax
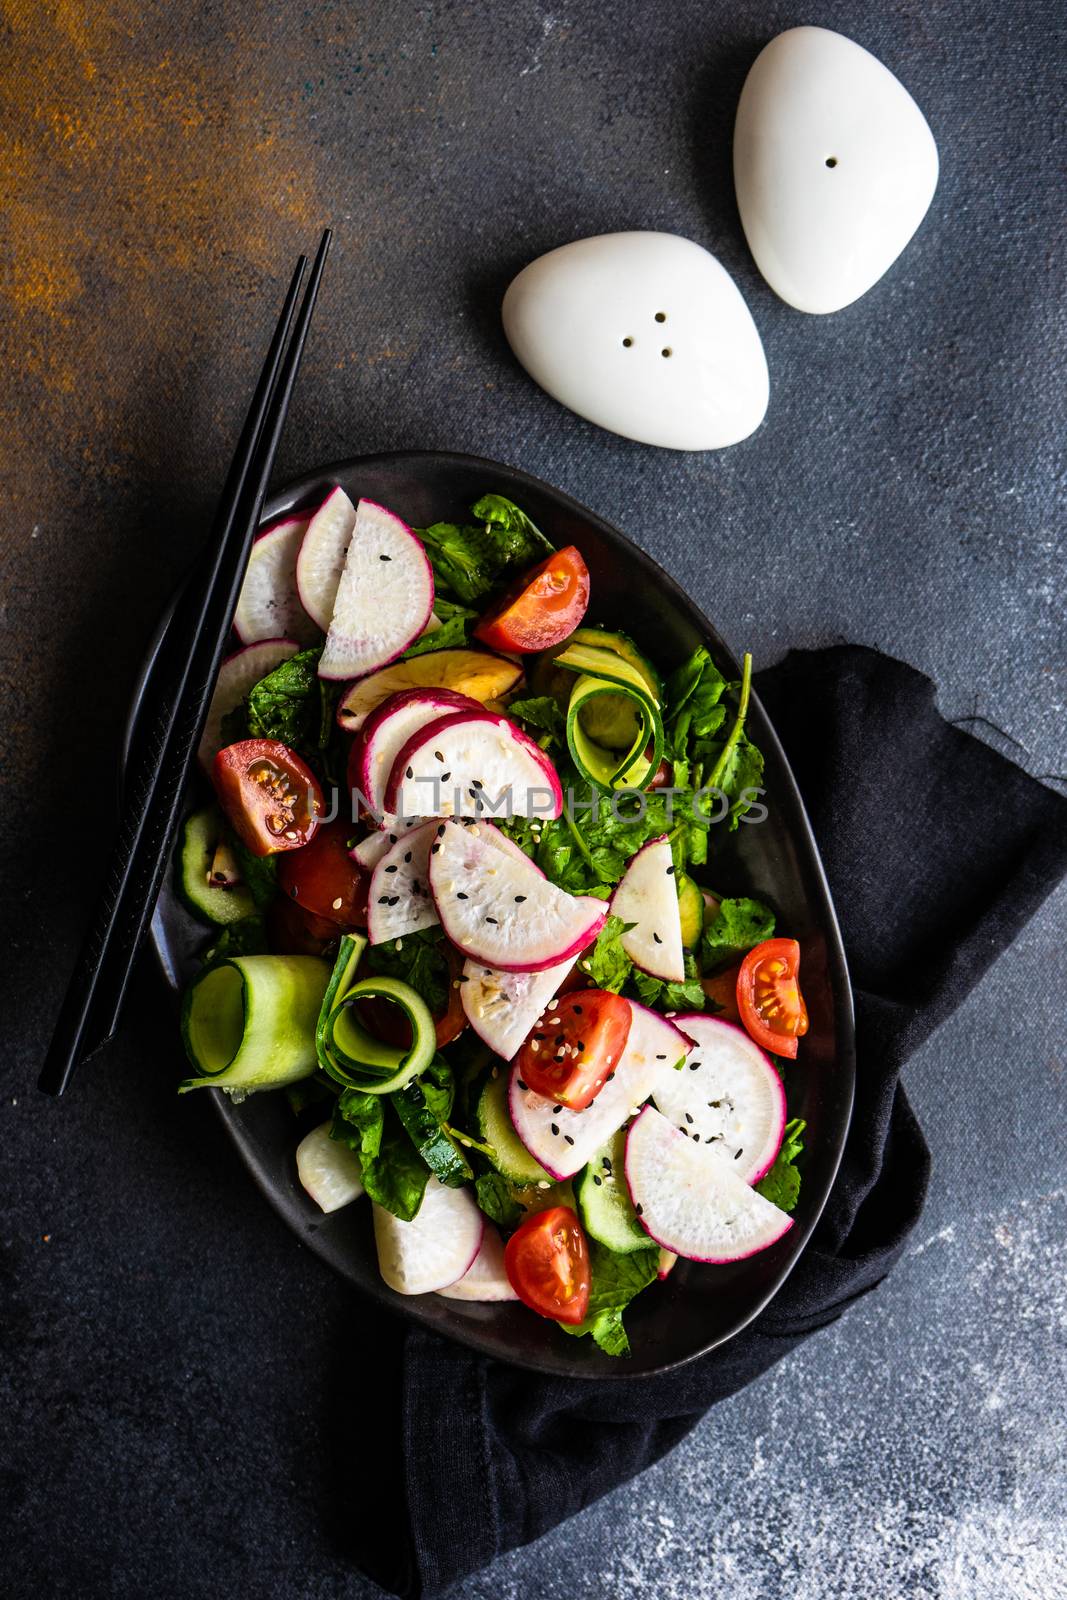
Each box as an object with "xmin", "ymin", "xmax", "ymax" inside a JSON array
[{"xmin": 456, "ymin": 1189, "xmax": 1066, "ymax": 1600}]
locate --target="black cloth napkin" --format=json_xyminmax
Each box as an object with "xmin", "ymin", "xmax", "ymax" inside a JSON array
[{"xmin": 347, "ymin": 644, "xmax": 1067, "ymax": 1598}]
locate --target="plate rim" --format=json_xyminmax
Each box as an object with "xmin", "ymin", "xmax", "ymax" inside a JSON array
[{"xmin": 129, "ymin": 447, "xmax": 856, "ymax": 1380}]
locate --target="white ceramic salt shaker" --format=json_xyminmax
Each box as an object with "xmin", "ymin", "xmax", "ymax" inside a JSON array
[
  {"xmin": 733, "ymin": 26, "xmax": 939, "ymax": 314},
  {"xmin": 502, "ymin": 232, "xmax": 769, "ymax": 450}
]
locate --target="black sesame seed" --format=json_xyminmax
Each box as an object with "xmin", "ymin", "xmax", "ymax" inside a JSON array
[
  {"xmin": 437, "ymin": 824, "xmax": 446, "ymax": 836},
  {"xmin": 635, "ymin": 1204, "xmax": 643, "ymax": 1216},
  {"xmin": 564, "ymin": 1134, "xmax": 575, "ymax": 1145},
  {"xmin": 377, "ymin": 895, "xmax": 390, "ymax": 904},
  {"xmin": 486, "ymin": 916, "xmax": 498, "ymax": 924},
  {"xmin": 593, "ymin": 1174, "xmax": 602, "ymax": 1186},
  {"xmin": 653, "ymin": 932, "xmax": 663, "ymax": 945},
  {"xmin": 440, "ymin": 772, "xmax": 451, "ymax": 781},
  {"xmin": 734, "ymin": 1148, "xmax": 744, "ymax": 1160},
  {"xmin": 692, "ymin": 1132, "xmax": 700, "ymax": 1142},
  {"xmin": 551, "ymin": 1123, "xmax": 559, "ymax": 1136},
  {"xmin": 688, "ymin": 1060, "xmax": 699, "ymax": 1070},
  {"xmin": 517, "ymin": 1079, "xmax": 528, "ymax": 1090},
  {"xmin": 514, "ymin": 895, "xmax": 527, "ymax": 903},
  {"xmin": 406, "ymin": 767, "xmax": 413, "ymax": 779},
  {"xmin": 553, "ymin": 1105, "xmax": 562, "ymax": 1114},
  {"xmin": 666, "ymin": 864, "xmax": 676, "ymax": 875},
  {"xmin": 607, "ymin": 1071, "xmax": 615, "ymax": 1081},
  {"xmin": 603, "ymin": 1158, "xmax": 612, "ymax": 1172},
  {"xmin": 471, "ymin": 778, "xmax": 483, "ymax": 789},
  {"xmin": 385, "ymin": 864, "xmax": 398, "ymax": 873},
  {"xmin": 573, "ymin": 1005, "xmax": 583, "ymax": 1015},
  {"xmin": 655, "ymin": 1054, "xmax": 667, "ymax": 1060},
  {"xmin": 555, "ymin": 1034, "xmax": 565, "ymax": 1045},
  {"xmin": 389, "ymin": 896, "xmax": 400, "ymax": 906},
  {"xmin": 404, "ymin": 851, "xmax": 412, "ymax": 863},
  {"xmin": 685, "ymin": 1112, "xmax": 694, "ymax": 1124},
  {"xmin": 705, "ymin": 1135, "xmax": 716, "ymax": 1144},
  {"xmin": 431, "ymin": 843, "xmax": 440, "ymax": 854},
  {"xmin": 379, "ymin": 553, "xmax": 392, "ymax": 561},
  {"xmin": 434, "ymin": 751, "xmax": 445, "ymax": 762},
  {"xmin": 457, "ymin": 891, "xmax": 468, "ymax": 900},
  {"xmin": 388, "ymin": 834, "xmax": 397, "ymax": 844}
]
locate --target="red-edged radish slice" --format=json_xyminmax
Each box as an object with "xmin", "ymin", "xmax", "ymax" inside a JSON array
[
  {"xmin": 356, "ymin": 817, "xmax": 534, "ymax": 917},
  {"xmin": 356, "ymin": 688, "xmax": 482, "ymax": 826},
  {"xmin": 318, "ymin": 499, "xmax": 434, "ymax": 681},
  {"xmin": 386, "ymin": 710, "xmax": 563, "ymax": 824},
  {"xmin": 234, "ymin": 513, "xmax": 319, "ymax": 645},
  {"xmin": 624, "ymin": 1106, "xmax": 793, "ymax": 1263},
  {"xmin": 652, "ymin": 1013, "xmax": 786, "ymax": 1184},
  {"xmin": 367, "ymin": 821, "xmax": 440, "ymax": 945},
  {"xmin": 295, "ymin": 485, "xmax": 357, "ymax": 631},
  {"xmin": 295, "ymin": 1123, "xmax": 365, "ymax": 1213},
  {"xmin": 657, "ymin": 1248, "xmax": 678, "ymax": 1279},
  {"xmin": 336, "ymin": 648, "xmax": 524, "ymax": 733},
  {"xmin": 373, "ymin": 1179, "xmax": 484, "ymax": 1295},
  {"xmin": 611, "ymin": 835, "xmax": 685, "ymax": 983},
  {"xmin": 461, "ymin": 952, "xmax": 578, "ymax": 1060},
  {"xmin": 508, "ymin": 1002, "xmax": 692, "ymax": 1180},
  {"xmin": 197, "ymin": 638, "xmax": 300, "ymax": 774},
  {"xmin": 428, "ymin": 821, "xmax": 605, "ymax": 972},
  {"xmin": 350, "ymin": 832, "xmax": 393, "ymax": 871},
  {"xmin": 435, "ymin": 1226, "xmax": 518, "ymax": 1302}
]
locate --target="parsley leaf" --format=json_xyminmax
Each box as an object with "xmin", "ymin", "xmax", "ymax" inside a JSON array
[
  {"xmin": 365, "ymin": 926, "xmax": 451, "ymax": 1014},
  {"xmin": 755, "ymin": 1118, "xmax": 806, "ymax": 1213},
  {"xmin": 630, "ymin": 952, "xmax": 705, "ymax": 1014},
  {"xmin": 579, "ymin": 914, "xmax": 634, "ymax": 993},
  {"xmin": 507, "ymin": 695, "xmax": 567, "ymax": 747},
  {"xmin": 402, "ymin": 597, "xmax": 478, "ymax": 659},
  {"xmin": 417, "ymin": 494, "xmax": 553, "ymax": 605},
  {"xmin": 701, "ymin": 896, "xmax": 776, "ymax": 971},
  {"xmin": 558, "ymin": 1240, "xmax": 660, "ymax": 1357},
  {"xmin": 202, "ymin": 913, "xmax": 269, "ymax": 965},
  {"xmin": 474, "ymin": 1170, "xmax": 524, "ymax": 1231}
]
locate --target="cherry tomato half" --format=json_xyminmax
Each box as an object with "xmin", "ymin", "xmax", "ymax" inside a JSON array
[
  {"xmin": 356, "ymin": 945, "xmax": 467, "ymax": 1050},
  {"xmin": 736, "ymin": 938, "xmax": 809, "ymax": 1059},
  {"xmin": 473, "ymin": 545, "xmax": 590, "ymax": 654},
  {"xmin": 701, "ymin": 960, "xmax": 741, "ymax": 1024},
  {"xmin": 514, "ymin": 989, "xmax": 632, "ymax": 1111},
  {"xmin": 266, "ymin": 895, "xmax": 339, "ymax": 956},
  {"xmin": 277, "ymin": 818, "xmax": 368, "ymax": 927},
  {"xmin": 212, "ymin": 739, "xmax": 323, "ymax": 857},
  {"xmin": 504, "ymin": 1205, "xmax": 591, "ymax": 1325}
]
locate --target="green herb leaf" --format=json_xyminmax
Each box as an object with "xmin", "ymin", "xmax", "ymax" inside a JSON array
[
  {"xmin": 202, "ymin": 913, "xmax": 269, "ymax": 965},
  {"xmin": 332, "ymin": 1094, "xmax": 429, "ymax": 1220},
  {"xmin": 402, "ymin": 597, "xmax": 478, "ymax": 659},
  {"xmin": 630, "ymin": 952, "xmax": 705, "ymax": 1014},
  {"xmin": 245, "ymin": 647, "xmax": 324, "ymax": 749},
  {"xmin": 417, "ymin": 495, "xmax": 552, "ymax": 605},
  {"xmin": 579, "ymin": 913, "xmax": 634, "ymax": 993},
  {"xmin": 366, "ymin": 926, "xmax": 451, "ymax": 1014},
  {"xmin": 558, "ymin": 1240, "xmax": 660, "ymax": 1357},
  {"xmin": 701, "ymin": 896, "xmax": 776, "ymax": 972},
  {"xmin": 507, "ymin": 695, "xmax": 567, "ymax": 746},
  {"xmin": 755, "ymin": 1118, "xmax": 806, "ymax": 1213},
  {"xmin": 229, "ymin": 839, "xmax": 277, "ymax": 913},
  {"xmin": 475, "ymin": 1170, "xmax": 524, "ymax": 1231}
]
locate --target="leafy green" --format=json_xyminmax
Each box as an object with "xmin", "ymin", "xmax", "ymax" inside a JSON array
[
  {"xmin": 558, "ymin": 1240, "xmax": 660, "ymax": 1357},
  {"xmin": 507, "ymin": 695, "xmax": 567, "ymax": 747},
  {"xmin": 202, "ymin": 913, "xmax": 269, "ymax": 965},
  {"xmin": 663, "ymin": 648, "xmax": 764, "ymax": 836},
  {"xmin": 534, "ymin": 778, "xmax": 680, "ymax": 895},
  {"xmin": 332, "ymin": 1087, "xmax": 385, "ymax": 1161},
  {"xmin": 665, "ymin": 648, "xmax": 729, "ymax": 785},
  {"xmin": 402, "ymin": 597, "xmax": 478, "ymax": 659},
  {"xmin": 755, "ymin": 1118, "xmax": 805, "ymax": 1213},
  {"xmin": 701, "ymin": 896, "xmax": 776, "ymax": 972},
  {"xmin": 417, "ymin": 494, "xmax": 553, "ymax": 605},
  {"xmin": 243, "ymin": 647, "xmax": 323, "ymax": 748},
  {"xmin": 229, "ymin": 840, "xmax": 277, "ymax": 913},
  {"xmin": 365, "ymin": 926, "xmax": 451, "ymax": 1014},
  {"xmin": 474, "ymin": 1170, "xmax": 524, "ymax": 1231},
  {"xmin": 579, "ymin": 913, "xmax": 635, "ymax": 993},
  {"xmin": 331, "ymin": 1093, "xmax": 429, "ymax": 1220},
  {"xmin": 630, "ymin": 953, "xmax": 706, "ymax": 1015}
]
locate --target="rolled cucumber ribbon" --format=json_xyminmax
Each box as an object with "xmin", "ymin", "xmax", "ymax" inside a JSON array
[
  {"xmin": 554, "ymin": 641, "xmax": 665, "ymax": 791},
  {"xmin": 315, "ymin": 934, "xmax": 436, "ymax": 1094},
  {"xmin": 180, "ymin": 954, "xmax": 331, "ymax": 1093}
]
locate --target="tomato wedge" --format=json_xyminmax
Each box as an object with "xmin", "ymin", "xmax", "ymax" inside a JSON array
[
  {"xmin": 504, "ymin": 1205, "xmax": 591, "ymax": 1325},
  {"xmin": 737, "ymin": 938, "xmax": 809, "ymax": 1058},
  {"xmin": 277, "ymin": 818, "xmax": 368, "ymax": 927},
  {"xmin": 213, "ymin": 739, "xmax": 323, "ymax": 857},
  {"xmin": 514, "ymin": 989, "xmax": 631, "ymax": 1111},
  {"xmin": 473, "ymin": 545, "xmax": 590, "ymax": 654}
]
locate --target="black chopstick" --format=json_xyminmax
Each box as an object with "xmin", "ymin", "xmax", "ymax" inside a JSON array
[{"xmin": 39, "ymin": 229, "xmax": 332, "ymax": 1097}]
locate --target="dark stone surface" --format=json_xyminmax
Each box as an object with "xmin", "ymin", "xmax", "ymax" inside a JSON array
[{"xmin": 1, "ymin": 2, "xmax": 1063, "ymax": 1596}]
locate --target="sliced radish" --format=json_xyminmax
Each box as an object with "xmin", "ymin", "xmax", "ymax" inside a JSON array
[
  {"xmin": 435, "ymin": 1226, "xmax": 518, "ymax": 1302},
  {"xmin": 234, "ymin": 513, "xmax": 319, "ymax": 646},
  {"xmin": 350, "ymin": 831, "xmax": 393, "ymax": 871},
  {"xmin": 386, "ymin": 710, "xmax": 563, "ymax": 824},
  {"xmin": 611, "ymin": 835, "xmax": 685, "ymax": 983},
  {"xmin": 657, "ymin": 1248, "xmax": 678, "ymax": 1280},
  {"xmin": 507, "ymin": 1002, "xmax": 693, "ymax": 1180},
  {"xmin": 318, "ymin": 500, "xmax": 434, "ymax": 681},
  {"xmin": 625, "ymin": 1106, "xmax": 793, "ymax": 1263},
  {"xmin": 356, "ymin": 688, "xmax": 481, "ymax": 826},
  {"xmin": 295, "ymin": 485, "xmax": 357, "ymax": 631},
  {"xmin": 197, "ymin": 637, "xmax": 300, "ymax": 773},
  {"xmin": 652, "ymin": 1014, "xmax": 786, "ymax": 1184},
  {"xmin": 337, "ymin": 648, "xmax": 524, "ymax": 732},
  {"xmin": 428, "ymin": 821, "xmax": 605, "ymax": 972},
  {"xmin": 373, "ymin": 1179, "xmax": 484, "ymax": 1295},
  {"xmin": 367, "ymin": 821, "xmax": 439, "ymax": 945},
  {"xmin": 295, "ymin": 1122, "xmax": 365, "ymax": 1213},
  {"xmin": 461, "ymin": 952, "xmax": 578, "ymax": 1060}
]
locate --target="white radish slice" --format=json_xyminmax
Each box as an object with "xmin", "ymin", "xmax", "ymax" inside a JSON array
[
  {"xmin": 508, "ymin": 1002, "xmax": 693, "ymax": 1180},
  {"xmin": 356, "ymin": 688, "xmax": 482, "ymax": 827},
  {"xmin": 387, "ymin": 710, "xmax": 563, "ymax": 824},
  {"xmin": 295, "ymin": 485, "xmax": 357, "ymax": 631},
  {"xmin": 625, "ymin": 1106, "xmax": 793, "ymax": 1263},
  {"xmin": 652, "ymin": 1013, "xmax": 786, "ymax": 1183},
  {"xmin": 318, "ymin": 499, "xmax": 434, "ymax": 681},
  {"xmin": 234, "ymin": 514, "xmax": 319, "ymax": 645},
  {"xmin": 350, "ymin": 831, "xmax": 393, "ymax": 871},
  {"xmin": 657, "ymin": 1248, "xmax": 678, "ymax": 1279},
  {"xmin": 461, "ymin": 953, "xmax": 578, "ymax": 1059},
  {"xmin": 428, "ymin": 821, "xmax": 605, "ymax": 972},
  {"xmin": 295, "ymin": 1122, "xmax": 365, "ymax": 1213},
  {"xmin": 197, "ymin": 637, "xmax": 300, "ymax": 773},
  {"xmin": 611, "ymin": 835, "xmax": 685, "ymax": 983},
  {"xmin": 367, "ymin": 822, "xmax": 440, "ymax": 944},
  {"xmin": 435, "ymin": 1226, "xmax": 518, "ymax": 1302},
  {"xmin": 373, "ymin": 1179, "xmax": 484, "ymax": 1295}
]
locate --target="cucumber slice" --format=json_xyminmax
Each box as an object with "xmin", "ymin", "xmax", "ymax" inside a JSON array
[
  {"xmin": 575, "ymin": 1129, "xmax": 648, "ymax": 1253},
  {"xmin": 177, "ymin": 808, "xmax": 255, "ymax": 926},
  {"xmin": 180, "ymin": 954, "xmax": 330, "ymax": 1093},
  {"xmin": 325, "ymin": 976, "xmax": 437, "ymax": 1095},
  {"xmin": 315, "ymin": 933, "xmax": 367, "ymax": 1072},
  {"xmin": 571, "ymin": 626, "xmax": 662, "ymax": 701},
  {"xmin": 555, "ymin": 643, "xmax": 664, "ymax": 791},
  {"xmin": 476, "ymin": 1071, "xmax": 552, "ymax": 1185},
  {"xmin": 393, "ymin": 1079, "xmax": 473, "ymax": 1187},
  {"xmin": 577, "ymin": 690, "xmax": 641, "ymax": 752},
  {"xmin": 677, "ymin": 872, "xmax": 705, "ymax": 949}
]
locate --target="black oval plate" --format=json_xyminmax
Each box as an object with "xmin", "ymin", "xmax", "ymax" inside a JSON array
[{"xmin": 133, "ymin": 450, "xmax": 855, "ymax": 1380}]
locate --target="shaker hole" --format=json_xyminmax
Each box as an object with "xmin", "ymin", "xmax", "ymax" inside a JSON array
[
  {"xmin": 654, "ymin": 311, "xmax": 667, "ymax": 323},
  {"xmin": 622, "ymin": 336, "xmax": 634, "ymax": 348},
  {"xmin": 825, "ymin": 156, "xmax": 838, "ymax": 168},
  {"xmin": 661, "ymin": 347, "xmax": 672, "ymax": 359}
]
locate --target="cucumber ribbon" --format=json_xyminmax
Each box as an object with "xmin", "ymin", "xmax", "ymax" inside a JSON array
[
  {"xmin": 554, "ymin": 641, "xmax": 665, "ymax": 791},
  {"xmin": 316, "ymin": 934, "xmax": 437, "ymax": 1095},
  {"xmin": 180, "ymin": 953, "xmax": 330, "ymax": 1094}
]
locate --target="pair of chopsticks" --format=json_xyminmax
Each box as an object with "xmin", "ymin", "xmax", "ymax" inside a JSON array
[{"xmin": 39, "ymin": 230, "xmax": 333, "ymax": 1097}]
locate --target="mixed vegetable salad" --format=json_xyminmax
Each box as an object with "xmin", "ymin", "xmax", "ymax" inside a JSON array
[{"xmin": 178, "ymin": 487, "xmax": 811, "ymax": 1356}]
